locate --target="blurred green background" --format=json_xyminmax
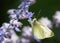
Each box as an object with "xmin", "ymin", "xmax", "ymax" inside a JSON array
[{"xmin": 0, "ymin": 0, "xmax": 60, "ymax": 43}]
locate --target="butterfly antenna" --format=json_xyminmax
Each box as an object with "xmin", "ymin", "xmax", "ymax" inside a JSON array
[
  {"xmin": 36, "ymin": 10, "xmax": 41, "ymax": 19},
  {"xmin": 34, "ymin": 10, "xmax": 41, "ymax": 20}
]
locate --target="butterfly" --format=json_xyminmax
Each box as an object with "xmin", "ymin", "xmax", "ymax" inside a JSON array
[{"xmin": 31, "ymin": 18, "xmax": 54, "ymax": 39}]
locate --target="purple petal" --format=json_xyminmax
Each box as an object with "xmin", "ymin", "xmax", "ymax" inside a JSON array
[{"xmin": 15, "ymin": 27, "xmax": 21, "ymax": 32}]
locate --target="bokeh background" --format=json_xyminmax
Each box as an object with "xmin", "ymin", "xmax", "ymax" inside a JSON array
[{"xmin": 0, "ymin": 0, "xmax": 60, "ymax": 43}]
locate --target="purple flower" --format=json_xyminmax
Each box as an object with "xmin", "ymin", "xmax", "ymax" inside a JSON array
[
  {"xmin": 0, "ymin": 36, "xmax": 4, "ymax": 43},
  {"xmin": 9, "ymin": 14, "xmax": 17, "ymax": 19},
  {"xmin": 18, "ymin": 12, "xmax": 34, "ymax": 19},
  {"xmin": 21, "ymin": 37, "xmax": 30, "ymax": 43},
  {"xmin": 14, "ymin": 27, "xmax": 21, "ymax": 32},
  {"xmin": 22, "ymin": 26, "xmax": 32, "ymax": 37},
  {"xmin": 7, "ymin": 9, "xmax": 16, "ymax": 15},
  {"xmin": 21, "ymin": 0, "xmax": 35, "ymax": 4},
  {"xmin": 53, "ymin": 11, "xmax": 60, "ymax": 27},
  {"xmin": 26, "ymin": 12, "xmax": 34, "ymax": 18},
  {"xmin": 0, "ymin": 29, "xmax": 5, "ymax": 43},
  {"xmin": 9, "ymin": 19, "xmax": 23, "ymax": 32},
  {"xmin": 28, "ymin": 18, "xmax": 33, "ymax": 24},
  {"xmin": 0, "ymin": 0, "xmax": 36, "ymax": 43},
  {"xmin": 10, "ymin": 19, "xmax": 22, "ymax": 27},
  {"xmin": 0, "ymin": 29, "xmax": 4, "ymax": 36},
  {"xmin": 7, "ymin": 9, "xmax": 19, "ymax": 19},
  {"xmin": 2, "ymin": 23, "xmax": 10, "ymax": 29},
  {"xmin": 18, "ymin": 1, "xmax": 34, "ymax": 19},
  {"xmin": 1, "ymin": 23, "xmax": 10, "ymax": 32},
  {"xmin": 4, "ymin": 31, "xmax": 12, "ymax": 39},
  {"xmin": 38, "ymin": 17, "xmax": 52, "ymax": 28},
  {"xmin": 18, "ymin": 2, "xmax": 25, "ymax": 9}
]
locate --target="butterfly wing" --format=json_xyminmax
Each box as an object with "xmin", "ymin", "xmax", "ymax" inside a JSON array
[
  {"xmin": 32, "ymin": 20, "xmax": 54, "ymax": 39},
  {"xmin": 41, "ymin": 24, "xmax": 54, "ymax": 38}
]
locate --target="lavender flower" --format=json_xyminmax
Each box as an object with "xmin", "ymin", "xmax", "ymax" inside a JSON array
[
  {"xmin": 0, "ymin": 0, "xmax": 36, "ymax": 43},
  {"xmin": 7, "ymin": 9, "xmax": 18, "ymax": 19},
  {"xmin": 21, "ymin": 0, "xmax": 35, "ymax": 5},
  {"xmin": 26, "ymin": 12, "xmax": 34, "ymax": 18},
  {"xmin": 0, "ymin": 36, "xmax": 4, "ymax": 43},
  {"xmin": 7, "ymin": 9, "xmax": 16, "ymax": 15},
  {"xmin": 4, "ymin": 31, "xmax": 12, "ymax": 38},
  {"xmin": 18, "ymin": 2, "xmax": 25, "ymax": 9},
  {"xmin": 3, "ymin": 30, "xmax": 19, "ymax": 43},
  {"xmin": 28, "ymin": 18, "xmax": 33, "ymax": 24},
  {"xmin": 2, "ymin": 23, "xmax": 10, "ymax": 29},
  {"xmin": 0, "ymin": 22, "xmax": 21, "ymax": 43},
  {"xmin": 18, "ymin": 0, "xmax": 31, "ymax": 9},
  {"xmin": 17, "ymin": 0, "xmax": 34, "ymax": 19},
  {"xmin": 9, "ymin": 19, "xmax": 22, "ymax": 32},
  {"xmin": 22, "ymin": 26, "xmax": 41, "ymax": 43},
  {"xmin": 11, "ymin": 30, "xmax": 20, "ymax": 43},
  {"xmin": 10, "ymin": 19, "xmax": 22, "ymax": 27},
  {"xmin": 18, "ymin": 12, "xmax": 34, "ymax": 19},
  {"xmin": 53, "ymin": 11, "xmax": 60, "ymax": 27},
  {"xmin": 0, "ymin": 24, "xmax": 13, "ymax": 43},
  {"xmin": 7, "ymin": 0, "xmax": 34, "ymax": 20},
  {"xmin": 20, "ymin": 37, "xmax": 30, "ymax": 43},
  {"xmin": 9, "ymin": 14, "xmax": 17, "ymax": 19},
  {"xmin": 38, "ymin": 17, "xmax": 52, "ymax": 28},
  {"xmin": 22, "ymin": 26, "xmax": 32, "ymax": 38},
  {"xmin": 0, "ymin": 29, "xmax": 5, "ymax": 43}
]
